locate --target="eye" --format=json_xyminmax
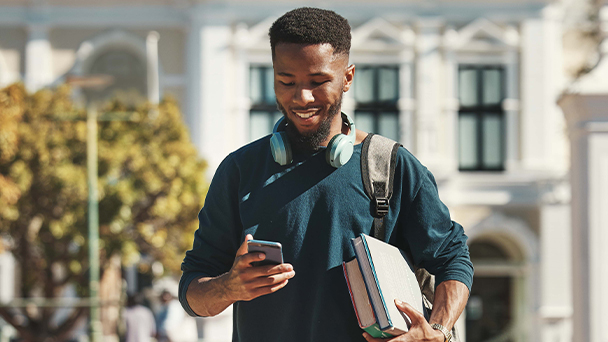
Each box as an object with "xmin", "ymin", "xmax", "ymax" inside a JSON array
[
  {"xmin": 311, "ymin": 80, "xmax": 330, "ymax": 86},
  {"xmin": 279, "ymin": 81, "xmax": 294, "ymax": 86}
]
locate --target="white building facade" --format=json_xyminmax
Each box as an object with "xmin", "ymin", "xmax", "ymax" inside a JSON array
[{"xmin": 1, "ymin": 0, "xmax": 601, "ymax": 341}]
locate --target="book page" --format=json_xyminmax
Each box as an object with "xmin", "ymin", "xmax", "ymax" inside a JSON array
[
  {"xmin": 344, "ymin": 259, "xmax": 376, "ymax": 328},
  {"xmin": 363, "ymin": 235, "xmax": 424, "ymax": 332}
]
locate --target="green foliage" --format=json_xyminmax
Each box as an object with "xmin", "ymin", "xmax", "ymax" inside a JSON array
[{"xmin": 0, "ymin": 83, "xmax": 207, "ymax": 338}]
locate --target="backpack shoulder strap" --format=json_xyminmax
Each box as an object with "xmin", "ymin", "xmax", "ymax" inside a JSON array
[{"xmin": 360, "ymin": 133, "xmax": 400, "ymax": 241}]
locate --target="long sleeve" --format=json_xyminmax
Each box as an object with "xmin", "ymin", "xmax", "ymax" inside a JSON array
[
  {"xmin": 179, "ymin": 153, "xmax": 243, "ymax": 316},
  {"xmin": 394, "ymin": 148, "xmax": 474, "ymax": 291}
]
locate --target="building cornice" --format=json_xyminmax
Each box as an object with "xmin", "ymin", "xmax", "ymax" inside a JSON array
[
  {"xmin": 0, "ymin": 5, "xmax": 189, "ymax": 28},
  {"xmin": 0, "ymin": 2, "xmax": 550, "ymax": 28}
]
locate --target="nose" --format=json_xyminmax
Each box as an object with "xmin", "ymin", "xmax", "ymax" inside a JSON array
[{"xmin": 293, "ymin": 86, "xmax": 314, "ymax": 106}]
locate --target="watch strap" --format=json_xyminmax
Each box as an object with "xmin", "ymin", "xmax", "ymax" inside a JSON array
[{"xmin": 431, "ymin": 323, "xmax": 452, "ymax": 342}]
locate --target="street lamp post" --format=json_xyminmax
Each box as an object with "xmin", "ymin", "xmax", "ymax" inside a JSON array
[
  {"xmin": 65, "ymin": 74, "xmax": 139, "ymax": 342},
  {"xmin": 84, "ymin": 106, "xmax": 138, "ymax": 342},
  {"xmin": 86, "ymin": 106, "xmax": 102, "ymax": 342},
  {"xmin": 67, "ymin": 29, "xmax": 158, "ymax": 337}
]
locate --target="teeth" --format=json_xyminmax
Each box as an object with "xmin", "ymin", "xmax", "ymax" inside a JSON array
[{"xmin": 293, "ymin": 110, "xmax": 318, "ymax": 119}]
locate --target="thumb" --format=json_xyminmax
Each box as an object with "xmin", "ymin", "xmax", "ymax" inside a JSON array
[
  {"xmin": 394, "ymin": 299, "xmax": 426, "ymax": 325},
  {"xmin": 236, "ymin": 234, "xmax": 253, "ymax": 257}
]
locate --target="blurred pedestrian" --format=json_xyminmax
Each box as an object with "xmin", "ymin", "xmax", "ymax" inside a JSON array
[
  {"xmin": 123, "ymin": 293, "xmax": 156, "ymax": 342},
  {"xmin": 156, "ymin": 289, "xmax": 198, "ymax": 342}
]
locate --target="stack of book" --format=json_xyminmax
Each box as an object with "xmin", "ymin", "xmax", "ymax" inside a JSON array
[{"xmin": 343, "ymin": 234, "xmax": 424, "ymax": 338}]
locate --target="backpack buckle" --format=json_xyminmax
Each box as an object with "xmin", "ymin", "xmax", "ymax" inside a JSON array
[{"xmin": 374, "ymin": 197, "xmax": 389, "ymax": 217}]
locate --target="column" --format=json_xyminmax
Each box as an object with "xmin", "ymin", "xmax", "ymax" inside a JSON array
[
  {"xmin": 539, "ymin": 203, "xmax": 572, "ymax": 342},
  {"xmin": 503, "ymin": 48, "xmax": 520, "ymax": 172},
  {"xmin": 520, "ymin": 12, "xmax": 566, "ymax": 171},
  {"xmin": 25, "ymin": 24, "xmax": 53, "ymax": 92},
  {"xmin": 520, "ymin": 18, "xmax": 546, "ymax": 170},
  {"xmin": 442, "ymin": 28, "xmax": 458, "ymax": 173},
  {"xmin": 543, "ymin": 7, "xmax": 569, "ymax": 173},
  {"xmin": 231, "ymin": 23, "xmax": 252, "ymax": 151},
  {"xmin": 399, "ymin": 28, "xmax": 416, "ymax": 151},
  {"xmin": 559, "ymin": 92, "xmax": 608, "ymax": 342},
  {"xmin": 398, "ymin": 62, "xmax": 415, "ymax": 151},
  {"xmin": 186, "ymin": 13, "xmax": 233, "ymax": 177},
  {"xmin": 146, "ymin": 31, "xmax": 160, "ymax": 105},
  {"xmin": 185, "ymin": 17, "xmax": 204, "ymax": 152},
  {"xmin": 415, "ymin": 18, "xmax": 443, "ymax": 169}
]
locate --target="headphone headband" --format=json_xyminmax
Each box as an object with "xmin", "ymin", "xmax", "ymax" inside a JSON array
[{"xmin": 342, "ymin": 112, "xmax": 356, "ymax": 139}]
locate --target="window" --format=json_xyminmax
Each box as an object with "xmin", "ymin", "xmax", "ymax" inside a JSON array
[
  {"xmin": 458, "ymin": 66, "xmax": 505, "ymax": 171},
  {"xmin": 249, "ymin": 66, "xmax": 281, "ymax": 141},
  {"xmin": 467, "ymin": 239, "xmax": 518, "ymax": 342},
  {"xmin": 84, "ymin": 49, "xmax": 147, "ymax": 105},
  {"xmin": 353, "ymin": 66, "xmax": 400, "ymax": 142}
]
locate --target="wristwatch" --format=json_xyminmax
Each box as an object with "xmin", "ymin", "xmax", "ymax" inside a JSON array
[{"xmin": 431, "ymin": 323, "xmax": 452, "ymax": 342}]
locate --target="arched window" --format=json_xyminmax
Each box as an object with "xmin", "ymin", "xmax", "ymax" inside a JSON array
[
  {"xmin": 464, "ymin": 212, "xmax": 538, "ymax": 342},
  {"xmin": 83, "ymin": 49, "xmax": 147, "ymax": 105},
  {"xmin": 466, "ymin": 239, "xmax": 516, "ymax": 342}
]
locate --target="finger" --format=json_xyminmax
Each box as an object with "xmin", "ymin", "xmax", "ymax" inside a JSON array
[
  {"xmin": 262, "ymin": 263, "xmax": 294, "ymax": 275},
  {"xmin": 236, "ymin": 234, "xmax": 254, "ymax": 257},
  {"xmin": 249, "ymin": 278, "xmax": 290, "ymax": 299},
  {"xmin": 394, "ymin": 299, "xmax": 425, "ymax": 325},
  {"xmin": 362, "ymin": 332, "xmax": 383, "ymax": 342},
  {"xmin": 235, "ymin": 251, "xmax": 266, "ymax": 269},
  {"xmin": 247, "ymin": 269, "xmax": 296, "ymax": 288},
  {"xmin": 234, "ymin": 264, "xmax": 295, "ymax": 287}
]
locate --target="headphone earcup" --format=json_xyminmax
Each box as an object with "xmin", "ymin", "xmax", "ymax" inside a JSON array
[
  {"xmin": 270, "ymin": 131, "xmax": 293, "ymax": 165},
  {"xmin": 326, "ymin": 134, "xmax": 354, "ymax": 168}
]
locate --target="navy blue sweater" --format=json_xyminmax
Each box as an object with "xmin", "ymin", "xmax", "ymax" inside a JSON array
[{"xmin": 179, "ymin": 136, "xmax": 473, "ymax": 342}]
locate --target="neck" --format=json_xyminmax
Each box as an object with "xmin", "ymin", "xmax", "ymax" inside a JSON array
[{"xmin": 321, "ymin": 111, "xmax": 346, "ymax": 146}]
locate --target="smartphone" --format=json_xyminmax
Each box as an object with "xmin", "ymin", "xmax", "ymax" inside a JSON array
[{"xmin": 247, "ymin": 239, "xmax": 283, "ymax": 267}]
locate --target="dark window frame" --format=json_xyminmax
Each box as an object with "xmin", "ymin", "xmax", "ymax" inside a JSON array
[
  {"xmin": 354, "ymin": 65, "xmax": 400, "ymax": 140},
  {"xmin": 458, "ymin": 65, "xmax": 506, "ymax": 172},
  {"xmin": 249, "ymin": 65, "xmax": 279, "ymax": 140}
]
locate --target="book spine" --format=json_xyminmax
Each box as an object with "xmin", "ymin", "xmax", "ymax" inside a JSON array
[
  {"xmin": 342, "ymin": 262, "xmax": 364, "ymax": 328},
  {"xmin": 352, "ymin": 237, "xmax": 386, "ymax": 330},
  {"xmin": 360, "ymin": 235, "xmax": 392, "ymax": 331}
]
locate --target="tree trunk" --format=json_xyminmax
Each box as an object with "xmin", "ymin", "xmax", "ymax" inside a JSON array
[{"xmin": 100, "ymin": 254, "xmax": 123, "ymax": 342}]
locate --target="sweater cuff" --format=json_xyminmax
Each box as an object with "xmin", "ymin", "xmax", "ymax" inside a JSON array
[{"xmin": 178, "ymin": 271, "xmax": 209, "ymax": 317}]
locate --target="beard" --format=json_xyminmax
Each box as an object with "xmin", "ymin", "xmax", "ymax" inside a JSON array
[{"xmin": 276, "ymin": 92, "xmax": 343, "ymax": 154}]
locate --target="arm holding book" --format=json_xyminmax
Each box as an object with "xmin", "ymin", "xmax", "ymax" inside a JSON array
[
  {"xmin": 428, "ymin": 280, "xmax": 469, "ymax": 338},
  {"xmin": 360, "ymin": 152, "xmax": 473, "ymax": 341},
  {"xmin": 362, "ymin": 280, "xmax": 469, "ymax": 342}
]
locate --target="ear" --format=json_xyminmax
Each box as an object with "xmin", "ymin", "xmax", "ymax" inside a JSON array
[{"xmin": 343, "ymin": 64, "xmax": 355, "ymax": 92}]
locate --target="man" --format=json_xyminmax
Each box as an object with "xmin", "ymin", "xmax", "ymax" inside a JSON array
[
  {"xmin": 179, "ymin": 7, "xmax": 473, "ymax": 342},
  {"xmin": 156, "ymin": 290, "xmax": 198, "ymax": 342},
  {"xmin": 123, "ymin": 294, "xmax": 156, "ymax": 342}
]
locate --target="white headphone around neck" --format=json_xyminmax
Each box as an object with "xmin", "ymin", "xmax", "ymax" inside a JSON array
[{"xmin": 269, "ymin": 112, "xmax": 356, "ymax": 168}]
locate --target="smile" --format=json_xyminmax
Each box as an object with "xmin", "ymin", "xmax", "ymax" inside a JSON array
[{"xmin": 292, "ymin": 109, "xmax": 320, "ymax": 119}]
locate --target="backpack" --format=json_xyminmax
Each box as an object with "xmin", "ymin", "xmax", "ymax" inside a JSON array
[{"xmin": 360, "ymin": 133, "xmax": 459, "ymax": 341}]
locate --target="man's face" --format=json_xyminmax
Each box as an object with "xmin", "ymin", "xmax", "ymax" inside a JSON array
[{"xmin": 273, "ymin": 43, "xmax": 354, "ymax": 150}]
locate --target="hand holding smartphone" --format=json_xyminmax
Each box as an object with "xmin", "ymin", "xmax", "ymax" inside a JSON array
[{"xmin": 247, "ymin": 239, "xmax": 283, "ymax": 267}]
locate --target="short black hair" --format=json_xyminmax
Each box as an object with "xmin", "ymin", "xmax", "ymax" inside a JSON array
[
  {"xmin": 269, "ymin": 7, "xmax": 351, "ymax": 57},
  {"xmin": 126, "ymin": 293, "xmax": 144, "ymax": 308}
]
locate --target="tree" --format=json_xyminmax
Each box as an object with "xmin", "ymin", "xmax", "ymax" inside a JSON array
[
  {"xmin": 0, "ymin": 83, "xmax": 208, "ymax": 341},
  {"xmin": 562, "ymin": 0, "xmax": 605, "ymax": 79}
]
